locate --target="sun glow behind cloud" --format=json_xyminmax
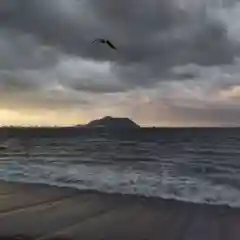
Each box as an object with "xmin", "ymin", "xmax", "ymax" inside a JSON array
[{"xmin": 0, "ymin": 109, "xmax": 88, "ymax": 126}]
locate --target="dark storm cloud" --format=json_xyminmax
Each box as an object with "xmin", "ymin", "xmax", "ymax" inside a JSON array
[
  {"xmin": 0, "ymin": 0, "xmax": 238, "ymax": 90},
  {"xmin": 89, "ymin": 0, "xmax": 236, "ymax": 66},
  {"xmin": 0, "ymin": 0, "xmax": 240, "ymax": 128}
]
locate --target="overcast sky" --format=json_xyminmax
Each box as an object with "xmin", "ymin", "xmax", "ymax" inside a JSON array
[{"xmin": 0, "ymin": 0, "xmax": 240, "ymax": 126}]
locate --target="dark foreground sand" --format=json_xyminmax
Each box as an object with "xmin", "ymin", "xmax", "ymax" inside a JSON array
[{"xmin": 0, "ymin": 180, "xmax": 240, "ymax": 240}]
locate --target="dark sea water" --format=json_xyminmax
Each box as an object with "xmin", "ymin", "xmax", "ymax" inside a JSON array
[{"xmin": 0, "ymin": 128, "xmax": 240, "ymax": 207}]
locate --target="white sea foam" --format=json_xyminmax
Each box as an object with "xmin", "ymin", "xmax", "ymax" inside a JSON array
[
  {"xmin": 1, "ymin": 160, "xmax": 240, "ymax": 208},
  {"xmin": 1, "ymin": 131, "xmax": 240, "ymax": 207}
]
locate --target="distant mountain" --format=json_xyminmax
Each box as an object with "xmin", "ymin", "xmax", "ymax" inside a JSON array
[{"xmin": 75, "ymin": 116, "xmax": 140, "ymax": 129}]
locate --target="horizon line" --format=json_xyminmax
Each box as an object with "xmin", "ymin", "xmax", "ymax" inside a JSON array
[{"xmin": 0, "ymin": 125, "xmax": 240, "ymax": 128}]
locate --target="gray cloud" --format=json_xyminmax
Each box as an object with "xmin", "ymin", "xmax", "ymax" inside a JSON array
[
  {"xmin": 0, "ymin": 0, "xmax": 240, "ymax": 126},
  {"xmin": 169, "ymin": 104, "xmax": 240, "ymax": 126},
  {"xmin": 122, "ymin": 93, "xmax": 240, "ymax": 127},
  {"xmin": 0, "ymin": 86, "xmax": 90, "ymax": 111},
  {"xmin": 1, "ymin": 0, "xmax": 238, "ymax": 86},
  {"xmin": 67, "ymin": 79, "xmax": 127, "ymax": 93},
  {"xmin": 0, "ymin": 29, "xmax": 60, "ymax": 70}
]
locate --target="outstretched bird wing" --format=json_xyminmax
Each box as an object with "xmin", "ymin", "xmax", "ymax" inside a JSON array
[
  {"xmin": 92, "ymin": 38, "xmax": 117, "ymax": 50},
  {"xmin": 106, "ymin": 40, "xmax": 117, "ymax": 50}
]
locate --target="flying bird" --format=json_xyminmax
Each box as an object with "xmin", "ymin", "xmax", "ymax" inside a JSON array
[{"xmin": 92, "ymin": 38, "xmax": 117, "ymax": 50}]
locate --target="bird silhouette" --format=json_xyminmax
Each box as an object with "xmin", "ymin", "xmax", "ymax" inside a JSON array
[{"xmin": 92, "ymin": 38, "xmax": 117, "ymax": 50}]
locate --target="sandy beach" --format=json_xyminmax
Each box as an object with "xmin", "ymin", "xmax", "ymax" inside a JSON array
[{"xmin": 0, "ymin": 180, "xmax": 239, "ymax": 240}]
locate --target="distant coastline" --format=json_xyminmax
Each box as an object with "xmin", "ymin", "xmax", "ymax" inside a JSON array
[{"xmin": 1, "ymin": 115, "xmax": 240, "ymax": 129}]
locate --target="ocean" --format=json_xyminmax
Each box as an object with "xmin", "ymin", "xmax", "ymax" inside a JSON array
[{"xmin": 0, "ymin": 128, "xmax": 240, "ymax": 207}]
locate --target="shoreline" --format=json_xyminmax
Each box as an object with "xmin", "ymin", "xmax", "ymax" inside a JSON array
[
  {"xmin": 0, "ymin": 179, "xmax": 239, "ymax": 210},
  {"xmin": 0, "ymin": 180, "xmax": 240, "ymax": 239}
]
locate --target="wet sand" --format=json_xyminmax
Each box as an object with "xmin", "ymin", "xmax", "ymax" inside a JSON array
[{"xmin": 0, "ymin": 180, "xmax": 240, "ymax": 240}]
